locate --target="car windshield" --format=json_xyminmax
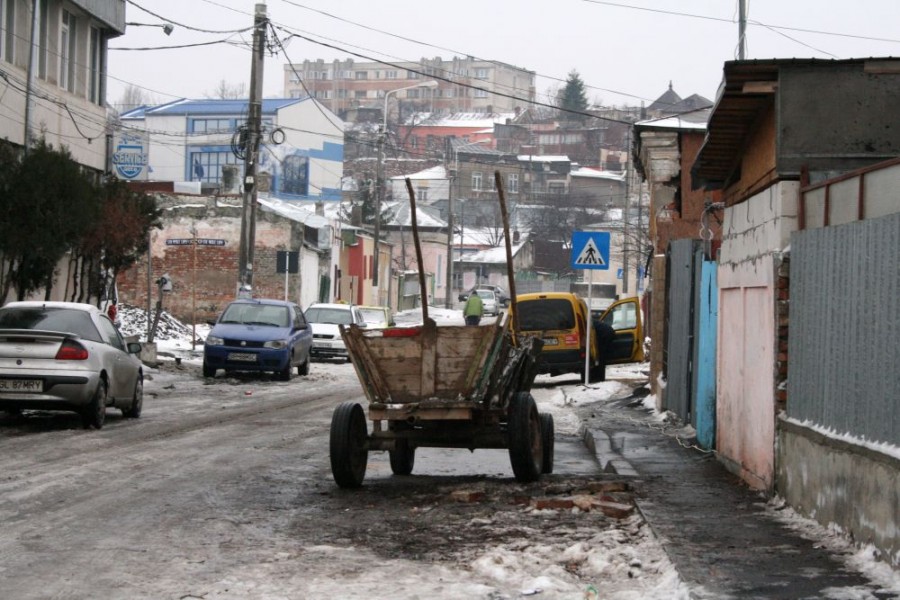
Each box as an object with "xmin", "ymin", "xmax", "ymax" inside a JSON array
[
  {"xmin": 0, "ymin": 307, "xmax": 102, "ymax": 342},
  {"xmin": 516, "ymin": 299, "xmax": 576, "ymax": 331},
  {"xmin": 358, "ymin": 308, "xmax": 387, "ymax": 324},
  {"xmin": 219, "ymin": 303, "xmax": 290, "ymax": 327},
  {"xmin": 305, "ymin": 307, "xmax": 353, "ymax": 325},
  {"xmin": 476, "ymin": 290, "xmax": 495, "ymax": 301}
]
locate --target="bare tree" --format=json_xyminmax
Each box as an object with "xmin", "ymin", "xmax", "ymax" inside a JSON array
[
  {"xmin": 207, "ymin": 80, "xmax": 248, "ymax": 100},
  {"xmin": 114, "ymin": 84, "xmax": 159, "ymax": 113}
]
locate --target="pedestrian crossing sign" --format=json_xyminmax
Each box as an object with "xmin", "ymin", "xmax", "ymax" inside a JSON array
[{"xmin": 570, "ymin": 231, "xmax": 610, "ymax": 270}]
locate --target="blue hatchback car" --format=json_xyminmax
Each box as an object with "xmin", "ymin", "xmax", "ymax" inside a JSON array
[{"xmin": 202, "ymin": 299, "xmax": 312, "ymax": 380}]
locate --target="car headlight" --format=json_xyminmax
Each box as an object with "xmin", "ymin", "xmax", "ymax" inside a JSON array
[
  {"xmin": 206, "ymin": 335, "xmax": 225, "ymax": 346},
  {"xmin": 264, "ymin": 340, "xmax": 287, "ymax": 350}
]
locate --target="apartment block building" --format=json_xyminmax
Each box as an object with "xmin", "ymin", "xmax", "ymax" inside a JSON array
[
  {"xmin": 0, "ymin": 0, "xmax": 124, "ymax": 172},
  {"xmin": 283, "ymin": 56, "xmax": 535, "ymax": 117}
]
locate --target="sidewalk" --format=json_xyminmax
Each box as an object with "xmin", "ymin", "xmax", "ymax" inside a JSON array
[{"xmin": 577, "ymin": 379, "xmax": 896, "ymax": 600}]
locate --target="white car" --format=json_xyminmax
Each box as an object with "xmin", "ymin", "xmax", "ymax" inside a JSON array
[
  {"xmin": 474, "ymin": 289, "xmax": 499, "ymax": 316},
  {"xmin": 305, "ymin": 303, "xmax": 367, "ymax": 362}
]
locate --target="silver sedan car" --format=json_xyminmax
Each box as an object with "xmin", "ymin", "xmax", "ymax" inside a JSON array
[{"xmin": 0, "ymin": 301, "xmax": 144, "ymax": 429}]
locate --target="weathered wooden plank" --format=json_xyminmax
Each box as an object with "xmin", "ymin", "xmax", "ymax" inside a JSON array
[{"xmin": 420, "ymin": 320, "xmax": 437, "ymax": 397}]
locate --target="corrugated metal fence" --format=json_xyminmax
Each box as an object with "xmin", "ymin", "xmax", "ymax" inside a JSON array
[{"xmin": 787, "ymin": 212, "xmax": 900, "ymax": 445}]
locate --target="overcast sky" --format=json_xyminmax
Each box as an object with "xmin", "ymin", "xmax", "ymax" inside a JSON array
[{"xmin": 108, "ymin": 0, "xmax": 900, "ymax": 111}]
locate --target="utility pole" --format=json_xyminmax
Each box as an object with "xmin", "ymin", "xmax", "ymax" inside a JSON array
[
  {"xmin": 738, "ymin": 0, "xmax": 747, "ymax": 60},
  {"xmin": 23, "ymin": 0, "xmax": 40, "ymax": 151},
  {"xmin": 445, "ymin": 160, "xmax": 454, "ymax": 308},
  {"xmin": 237, "ymin": 3, "xmax": 267, "ymax": 294},
  {"xmin": 622, "ymin": 127, "xmax": 632, "ymax": 295}
]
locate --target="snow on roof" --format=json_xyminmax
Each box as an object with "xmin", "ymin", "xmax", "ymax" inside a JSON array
[
  {"xmin": 517, "ymin": 155, "xmax": 570, "ymax": 162},
  {"xmin": 384, "ymin": 201, "xmax": 446, "ymax": 228},
  {"xmin": 571, "ymin": 167, "xmax": 626, "ymax": 181},
  {"xmin": 463, "ymin": 241, "xmax": 526, "ymax": 264},
  {"xmin": 406, "ymin": 112, "xmax": 516, "ymax": 128},
  {"xmin": 390, "ymin": 165, "xmax": 448, "ymax": 181},
  {"xmin": 636, "ymin": 109, "xmax": 710, "ymax": 131},
  {"xmin": 256, "ymin": 196, "xmax": 331, "ymax": 228}
]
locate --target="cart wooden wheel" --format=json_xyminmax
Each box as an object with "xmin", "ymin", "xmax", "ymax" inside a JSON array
[
  {"xmin": 540, "ymin": 412, "xmax": 555, "ymax": 474},
  {"xmin": 508, "ymin": 392, "xmax": 543, "ymax": 482},
  {"xmin": 329, "ymin": 402, "xmax": 368, "ymax": 488},
  {"xmin": 389, "ymin": 438, "xmax": 416, "ymax": 476}
]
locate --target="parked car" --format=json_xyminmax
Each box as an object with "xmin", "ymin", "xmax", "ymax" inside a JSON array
[
  {"xmin": 0, "ymin": 301, "xmax": 144, "ymax": 429},
  {"xmin": 459, "ymin": 285, "xmax": 510, "ymax": 308},
  {"xmin": 511, "ymin": 293, "xmax": 644, "ymax": 382},
  {"xmin": 203, "ymin": 299, "xmax": 312, "ymax": 381},
  {"xmin": 357, "ymin": 305, "xmax": 395, "ymax": 329},
  {"xmin": 470, "ymin": 289, "xmax": 500, "ymax": 317},
  {"xmin": 305, "ymin": 303, "xmax": 367, "ymax": 362}
]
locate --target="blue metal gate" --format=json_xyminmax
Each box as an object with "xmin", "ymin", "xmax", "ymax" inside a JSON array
[{"xmin": 692, "ymin": 256, "xmax": 718, "ymax": 449}]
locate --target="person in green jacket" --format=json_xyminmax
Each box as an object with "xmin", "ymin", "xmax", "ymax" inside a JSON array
[{"xmin": 463, "ymin": 292, "xmax": 484, "ymax": 326}]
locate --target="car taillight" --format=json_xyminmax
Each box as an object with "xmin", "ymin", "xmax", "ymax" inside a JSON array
[{"xmin": 56, "ymin": 340, "xmax": 89, "ymax": 360}]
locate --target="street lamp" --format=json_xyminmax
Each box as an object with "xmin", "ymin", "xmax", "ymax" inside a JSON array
[
  {"xmin": 373, "ymin": 80, "xmax": 438, "ymax": 304},
  {"xmin": 126, "ymin": 22, "xmax": 175, "ymax": 35}
]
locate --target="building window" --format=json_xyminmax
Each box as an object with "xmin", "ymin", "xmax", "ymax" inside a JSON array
[
  {"xmin": 37, "ymin": 0, "xmax": 49, "ymax": 77},
  {"xmin": 1, "ymin": 0, "xmax": 14, "ymax": 63},
  {"xmin": 474, "ymin": 88, "xmax": 488, "ymax": 98},
  {"xmin": 475, "ymin": 68, "xmax": 489, "ymax": 79},
  {"xmin": 89, "ymin": 27, "xmax": 102, "ymax": 104},
  {"xmin": 386, "ymin": 70, "xmax": 397, "ymax": 79},
  {"xmin": 336, "ymin": 89, "xmax": 347, "ymax": 98},
  {"xmin": 355, "ymin": 71, "xmax": 367, "ymax": 79},
  {"xmin": 281, "ymin": 154, "xmax": 309, "ymax": 196},
  {"xmin": 190, "ymin": 118, "xmax": 237, "ymax": 134},
  {"xmin": 548, "ymin": 182, "xmax": 566, "ymax": 195},
  {"xmin": 406, "ymin": 89, "xmax": 420, "ymax": 98},
  {"xmin": 472, "ymin": 171, "xmax": 482, "ymax": 191},
  {"xmin": 409, "ymin": 136, "xmax": 418, "ymax": 149},
  {"xmin": 407, "ymin": 70, "xmax": 420, "ymax": 79},
  {"xmin": 60, "ymin": 10, "xmax": 77, "ymax": 92},
  {"xmin": 508, "ymin": 173, "xmax": 519, "ymax": 194},
  {"xmin": 188, "ymin": 148, "xmax": 238, "ymax": 184},
  {"xmin": 354, "ymin": 90, "xmax": 366, "ymax": 99},
  {"xmin": 416, "ymin": 186, "xmax": 428, "ymax": 201}
]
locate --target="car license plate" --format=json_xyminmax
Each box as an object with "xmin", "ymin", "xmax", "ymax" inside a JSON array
[
  {"xmin": 227, "ymin": 352, "xmax": 257, "ymax": 362},
  {"xmin": 0, "ymin": 379, "xmax": 42, "ymax": 392},
  {"xmin": 542, "ymin": 338, "xmax": 558, "ymax": 346}
]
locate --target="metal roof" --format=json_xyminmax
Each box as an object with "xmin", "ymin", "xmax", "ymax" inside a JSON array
[{"xmin": 141, "ymin": 98, "xmax": 306, "ymax": 117}]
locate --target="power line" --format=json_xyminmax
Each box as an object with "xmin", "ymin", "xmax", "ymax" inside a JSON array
[{"xmin": 125, "ymin": 0, "xmax": 255, "ymax": 35}]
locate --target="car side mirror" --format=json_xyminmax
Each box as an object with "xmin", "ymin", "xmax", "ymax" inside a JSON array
[
  {"xmin": 127, "ymin": 342, "xmax": 143, "ymax": 354},
  {"xmin": 295, "ymin": 322, "xmax": 309, "ymax": 331}
]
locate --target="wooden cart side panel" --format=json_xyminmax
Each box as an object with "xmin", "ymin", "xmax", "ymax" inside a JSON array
[{"xmin": 342, "ymin": 325, "xmax": 392, "ymax": 403}]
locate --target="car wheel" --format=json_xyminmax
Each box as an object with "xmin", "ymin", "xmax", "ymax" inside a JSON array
[
  {"xmin": 507, "ymin": 392, "xmax": 543, "ymax": 482},
  {"xmin": 539, "ymin": 412, "xmax": 555, "ymax": 474},
  {"xmin": 122, "ymin": 377, "xmax": 143, "ymax": 419},
  {"xmin": 297, "ymin": 357, "xmax": 310, "ymax": 376},
  {"xmin": 82, "ymin": 379, "xmax": 107, "ymax": 430},
  {"xmin": 202, "ymin": 361, "xmax": 216, "ymax": 378},
  {"xmin": 329, "ymin": 402, "xmax": 368, "ymax": 488}
]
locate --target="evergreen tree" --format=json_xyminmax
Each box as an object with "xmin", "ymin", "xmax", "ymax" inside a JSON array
[
  {"xmin": 559, "ymin": 70, "xmax": 589, "ymax": 121},
  {"xmin": 0, "ymin": 140, "xmax": 97, "ymax": 300}
]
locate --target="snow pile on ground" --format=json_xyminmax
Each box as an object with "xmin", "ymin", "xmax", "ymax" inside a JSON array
[{"xmin": 117, "ymin": 302, "xmax": 196, "ymax": 342}]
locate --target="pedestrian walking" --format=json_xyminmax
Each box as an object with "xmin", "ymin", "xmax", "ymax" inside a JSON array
[{"xmin": 463, "ymin": 292, "xmax": 484, "ymax": 326}]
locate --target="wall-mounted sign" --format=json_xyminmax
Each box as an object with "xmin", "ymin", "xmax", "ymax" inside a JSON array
[{"xmin": 111, "ymin": 130, "xmax": 149, "ymax": 180}]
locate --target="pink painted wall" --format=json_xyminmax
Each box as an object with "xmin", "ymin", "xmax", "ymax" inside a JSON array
[{"xmin": 717, "ymin": 284, "xmax": 776, "ymax": 490}]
